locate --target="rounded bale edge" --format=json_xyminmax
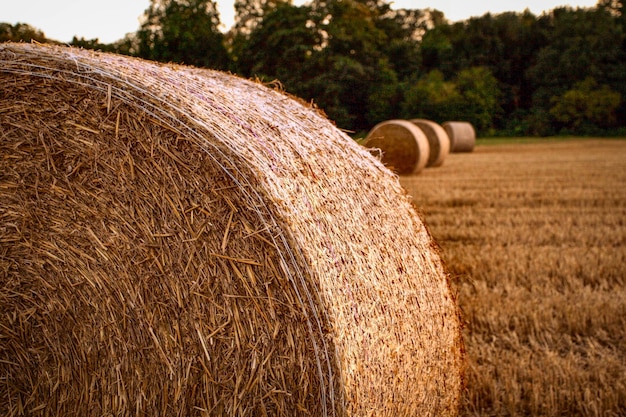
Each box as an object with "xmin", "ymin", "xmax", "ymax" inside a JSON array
[
  {"xmin": 410, "ymin": 119, "xmax": 451, "ymax": 167},
  {"xmin": 443, "ymin": 121, "xmax": 476, "ymax": 153},
  {"xmin": 362, "ymin": 119, "xmax": 430, "ymax": 175},
  {"xmin": 0, "ymin": 43, "xmax": 465, "ymax": 417}
]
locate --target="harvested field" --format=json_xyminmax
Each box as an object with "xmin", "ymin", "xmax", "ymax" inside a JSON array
[{"xmin": 400, "ymin": 138, "xmax": 626, "ymax": 416}]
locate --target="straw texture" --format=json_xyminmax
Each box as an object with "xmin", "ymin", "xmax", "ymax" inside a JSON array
[
  {"xmin": 410, "ymin": 119, "xmax": 450, "ymax": 167},
  {"xmin": 0, "ymin": 43, "xmax": 464, "ymax": 417},
  {"xmin": 362, "ymin": 120, "xmax": 430, "ymax": 175},
  {"xmin": 443, "ymin": 121, "xmax": 476, "ymax": 153}
]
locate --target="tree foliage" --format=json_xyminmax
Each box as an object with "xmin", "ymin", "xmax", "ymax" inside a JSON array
[
  {"xmin": 0, "ymin": 23, "xmax": 46, "ymax": 43},
  {"xmin": 401, "ymin": 70, "xmax": 462, "ymax": 122},
  {"xmin": 232, "ymin": 0, "xmax": 291, "ymax": 36},
  {"xmin": 550, "ymin": 77, "xmax": 622, "ymax": 131},
  {"xmin": 401, "ymin": 67, "xmax": 500, "ymax": 133},
  {"xmin": 234, "ymin": 3, "xmax": 320, "ymax": 84},
  {"xmin": 456, "ymin": 66, "xmax": 502, "ymax": 132},
  {"xmin": 303, "ymin": 0, "xmax": 392, "ymax": 130},
  {"xmin": 420, "ymin": 11, "xmax": 547, "ymax": 129},
  {"xmin": 136, "ymin": 0, "xmax": 230, "ymax": 70},
  {"xmin": 3, "ymin": 0, "xmax": 625, "ymax": 136},
  {"xmin": 528, "ymin": 7, "xmax": 624, "ymax": 105}
]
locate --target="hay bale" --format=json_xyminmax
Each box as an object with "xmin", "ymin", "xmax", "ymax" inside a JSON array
[
  {"xmin": 0, "ymin": 43, "xmax": 464, "ymax": 417},
  {"xmin": 362, "ymin": 120, "xmax": 430, "ymax": 175},
  {"xmin": 443, "ymin": 121, "xmax": 476, "ymax": 153},
  {"xmin": 410, "ymin": 119, "xmax": 450, "ymax": 167}
]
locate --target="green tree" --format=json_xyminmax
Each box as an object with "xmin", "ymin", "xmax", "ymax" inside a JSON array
[
  {"xmin": 235, "ymin": 0, "xmax": 403, "ymax": 132},
  {"xmin": 549, "ymin": 77, "xmax": 622, "ymax": 131},
  {"xmin": 231, "ymin": 0, "xmax": 452, "ymax": 132},
  {"xmin": 401, "ymin": 67, "xmax": 500, "ymax": 133},
  {"xmin": 308, "ymin": 0, "xmax": 390, "ymax": 130},
  {"xmin": 300, "ymin": 0, "xmax": 420, "ymax": 131},
  {"xmin": 136, "ymin": 0, "xmax": 230, "ymax": 69},
  {"xmin": 401, "ymin": 70, "xmax": 463, "ymax": 122},
  {"xmin": 597, "ymin": 0, "xmax": 625, "ymax": 25},
  {"xmin": 0, "ymin": 22, "xmax": 47, "ymax": 43},
  {"xmin": 455, "ymin": 66, "xmax": 501, "ymax": 133},
  {"xmin": 596, "ymin": 0, "xmax": 626, "ymax": 126},
  {"xmin": 68, "ymin": 33, "xmax": 139, "ymax": 56},
  {"xmin": 420, "ymin": 11, "xmax": 546, "ymax": 130},
  {"xmin": 70, "ymin": 37, "xmax": 118, "ymax": 53},
  {"xmin": 528, "ymin": 6, "xmax": 624, "ymax": 114},
  {"xmin": 373, "ymin": 8, "xmax": 444, "ymax": 81},
  {"xmin": 366, "ymin": 58, "xmax": 401, "ymax": 125},
  {"xmin": 232, "ymin": 0, "xmax": 291, "ymax": 36},
  {"xmin": 234, "ymin": 3, "xmax": 320, "ymax": 83},
  {"xmin": 419, "ymin": 22, "xmax": 455, "ymax": 75}
]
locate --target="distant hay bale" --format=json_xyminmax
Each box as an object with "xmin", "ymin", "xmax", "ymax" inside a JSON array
[
  {"xmin": 443, "ymin": 121, "xmax": 476, "ymax": 153},
  {"xmin": 362, "ymin": 120, "xmax": 430, "ymax": 175},
  {"xmin": 410, "ymin": 119, "xmax": 450, "ymax": 167},
  {"xmin": 0, "ymin": 43, "xmax": 464, "ymax": 417}
]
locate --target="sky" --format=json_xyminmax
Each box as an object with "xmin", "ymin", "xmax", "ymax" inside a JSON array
[{"xmin": 2, "ymin": 0, "xmax": 599, "ymax": 44}]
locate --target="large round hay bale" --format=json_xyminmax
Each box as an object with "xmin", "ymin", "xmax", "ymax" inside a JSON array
[
  {"xmin": 362, "ymin": 120, "xmax": 430, "ymax": 175},
  {"xmin": 0, "ymin": 43, "xmax": 464, "ymax": 417},
  {"xmin": 443, "ymin": 121, "xmax": 476, "ymax": 152},
  {"xmin": 410, "ymin": 119, "xmax": 450, "ymax": 167}
]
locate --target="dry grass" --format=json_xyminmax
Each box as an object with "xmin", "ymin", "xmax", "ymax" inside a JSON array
[
  {"xmin": 363, "ymin": 120, "xmax": 430, "ymax": 175},
  {"xmin": 400, "ymin": 139, "xmax": 626, "ymax": 416},
  {"xmin": 0, "ymin": 43, "xmax": 463, "ymax": 416},
  {"xmin": 443, "ymin": 122, "xmax": 476, "ymax": 153},
  {"xmin": 410, "ymin": 119, "xmax": 450, "ymax": 168}
]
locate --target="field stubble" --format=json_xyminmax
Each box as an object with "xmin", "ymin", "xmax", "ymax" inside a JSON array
[{"xmin": 400, "ymin": 139, "xmax": 626, "ymax": 416}]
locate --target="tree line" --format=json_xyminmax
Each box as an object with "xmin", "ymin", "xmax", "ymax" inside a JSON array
[{"xmin": 2, "ymin": 0, "xmax": 624, "ymax": 137}]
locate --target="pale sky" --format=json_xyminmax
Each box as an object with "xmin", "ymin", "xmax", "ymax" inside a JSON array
[{"xmin": 2, "ymin": 0, "xmax": 599, "ymax": 44}]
